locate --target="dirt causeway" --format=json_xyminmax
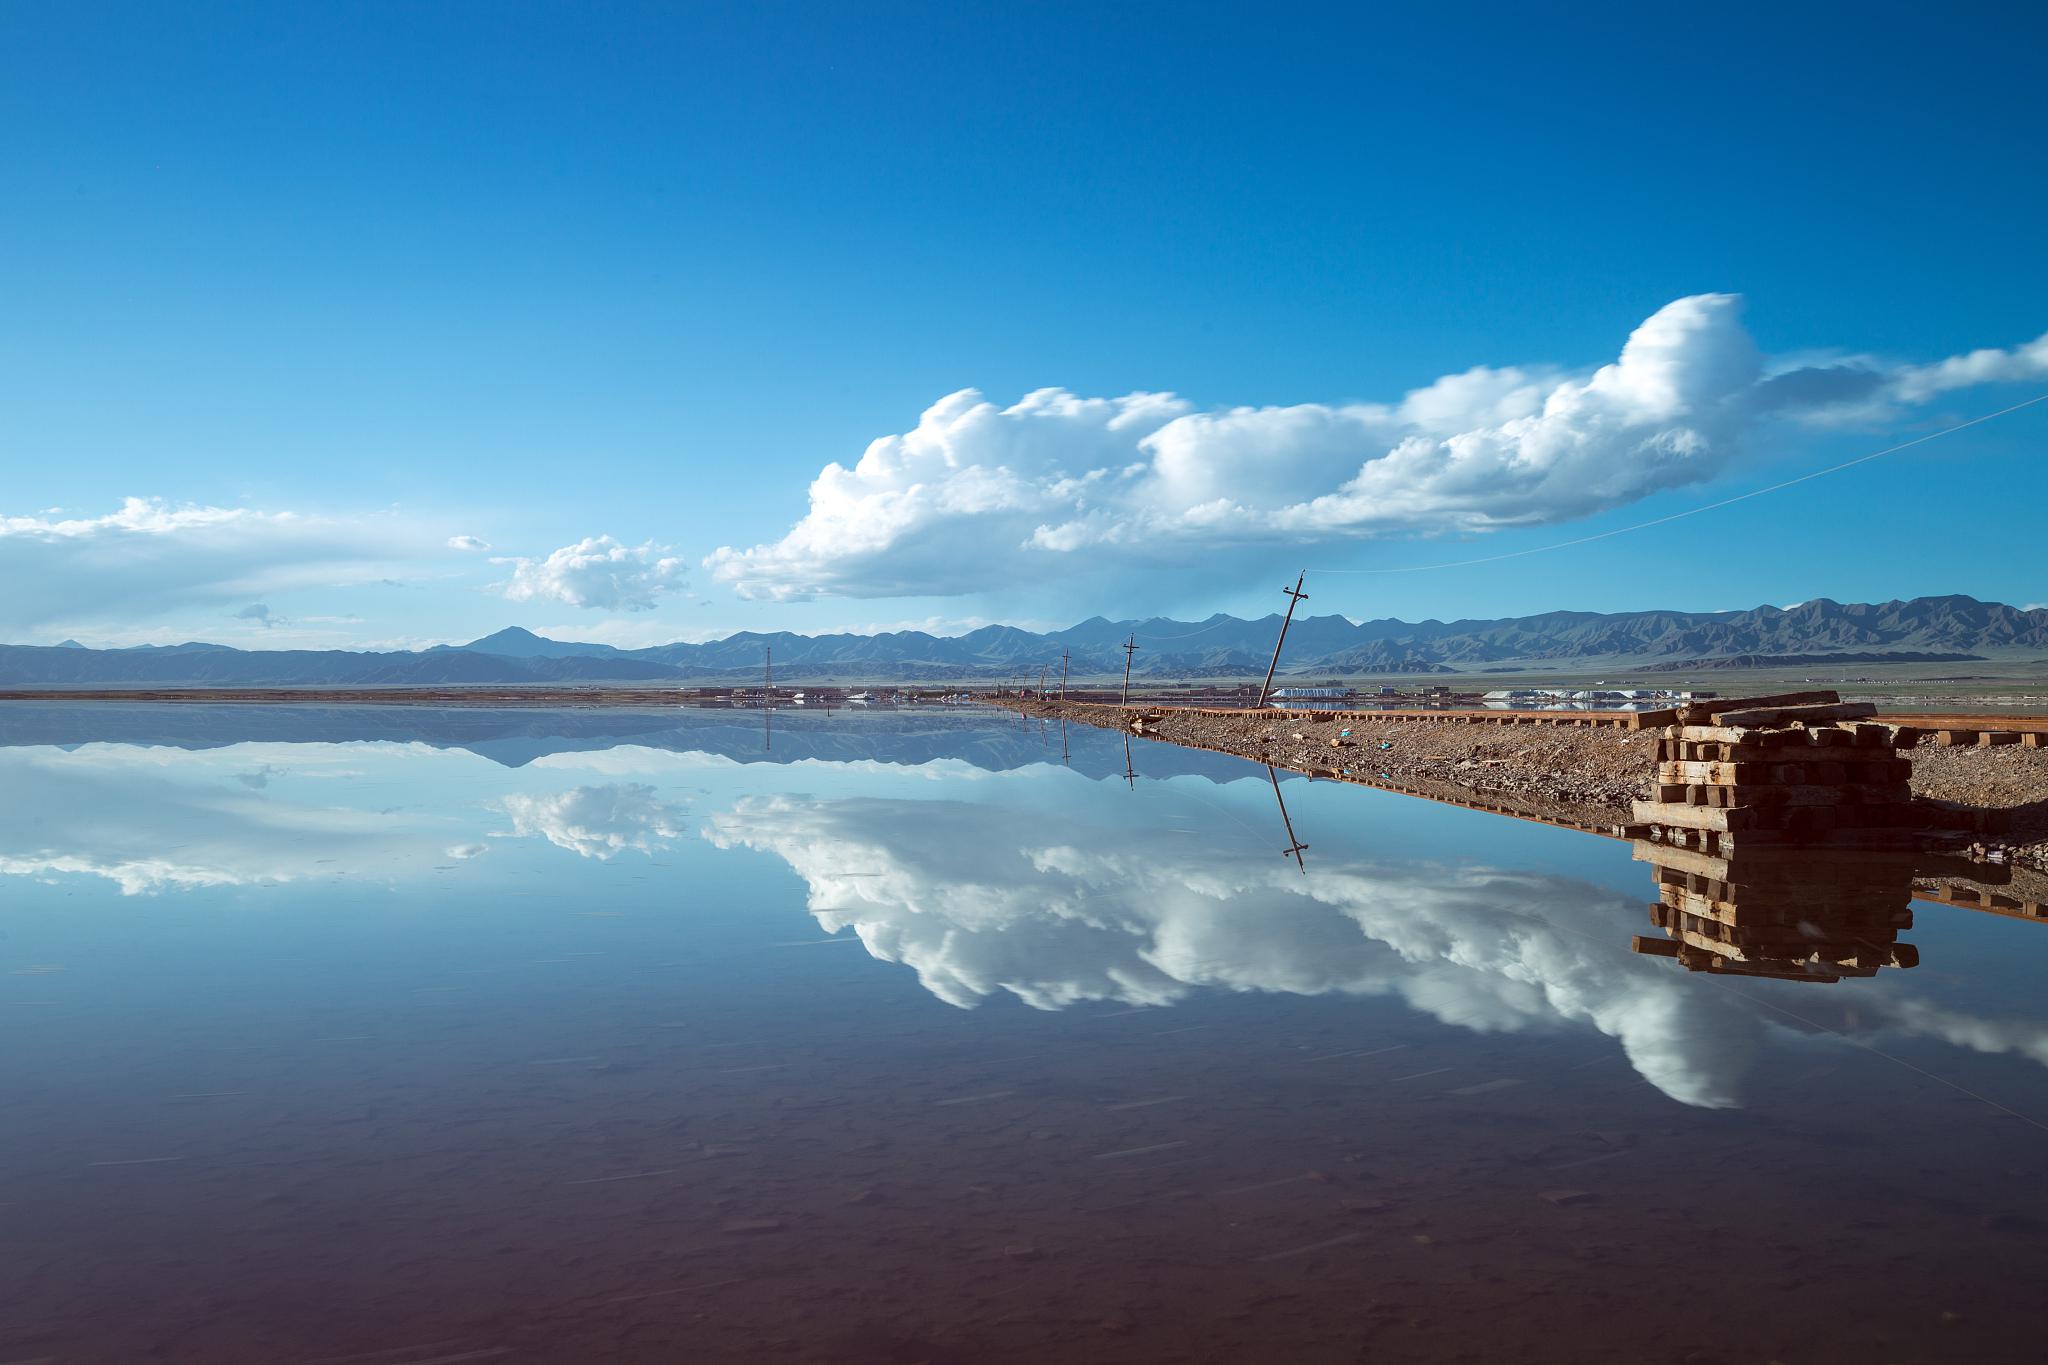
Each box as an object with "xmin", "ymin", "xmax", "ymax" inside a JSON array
[{"xmin": 1016, "ymin": 700, "xmax": 2048, "ymax": 870}]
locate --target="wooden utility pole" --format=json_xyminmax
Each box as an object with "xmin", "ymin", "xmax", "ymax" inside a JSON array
[
  {"xmin": 1059, "ymin": 648, "xmax": 1070, "ymax": 701},
  {"xmin": 1122, "ymin": 732, "xmax": 1136, "ymax": 789},
  {"xmin": 1038, "ymin": 666, "xmax": 1047, "ymax": 699},
  {"xmin": 1267, "ymin": 764, "xmax": 1309, "ymax": 873},
  {"xmin": 764, "ymin": 645, "xmax": 773, "ymax": 701},
  {"xmin": 1120, "ymin": 634, "xmax": 1141, "ymax": 708},
  {"xmin": 1257, "ymin": 572, "xmax": 1309, "ymax": 709}
]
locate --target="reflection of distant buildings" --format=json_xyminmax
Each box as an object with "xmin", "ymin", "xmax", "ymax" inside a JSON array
[
  {"xmin": 1482, "ymin": 687, "xmax": 1711, "ymax": 712},
  {"xmin": 1630, "ymin": 841, "xmax": 1919, "ymax": 983}
]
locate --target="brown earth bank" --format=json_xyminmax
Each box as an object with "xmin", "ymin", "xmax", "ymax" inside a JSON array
[{"xmin": 1010, "ymin": 700, "xmax": 2048, "ymax": 872}]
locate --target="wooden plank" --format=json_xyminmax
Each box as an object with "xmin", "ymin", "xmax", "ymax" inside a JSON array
[
  {"xmin": 1679, "ymin": 691, "xmax": 1839, "ymax": 724},
  {"xmin": 1679, "ymin": 739, "xmax": 1908, "ymax": 764},
  {"xmin": 1661, "ymin": 886, "xmax": 1913, "ymax": 921},
  {"xmin": 1657, "ymin": 758, "xmax": 1911, "ymax": 786},
  {"xmin": 1709, "ymin": 701, "xmax": 1879, "ymax": 727},
  {"xmin": 1630, "ymin": 841, "xmax": 1733, "ymax": 880},
  {"xmin": 1732, "ymin": 783, "xmax": 1912, "ymax": 808},
  {"xmin": 1755, "ymin": 783, "xmax": 1912, "ymax": 807},
  {"xmin": 1631, "ymin": 801, "xmax": 1754, "ymax": 832},
  {"xmin": 1676, "ymin": 724, "xmax": 1813, "ymax": 746},
  {"xmin": 1662, "ymin": 910, "xmax": 1903, "ymax": 947}
]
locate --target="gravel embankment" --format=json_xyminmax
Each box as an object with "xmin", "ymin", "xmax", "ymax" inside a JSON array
[{"xmin": 1012, "ymin": 700, "xmax": 2048, "ymax": 869}]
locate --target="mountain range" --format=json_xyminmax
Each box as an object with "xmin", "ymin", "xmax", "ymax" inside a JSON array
[{"xmin": 3, "ymin": 595, "xmax": 2044, "ymax": 686}]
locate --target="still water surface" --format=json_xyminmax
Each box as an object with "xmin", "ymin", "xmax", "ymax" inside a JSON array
[{"xmin": 4, "ymin": 704, "xmax": 2046, "ymax": 1363}]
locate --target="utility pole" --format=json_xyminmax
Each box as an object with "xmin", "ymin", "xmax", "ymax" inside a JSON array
[
  {"xmin": 1257, "ymin": 572, "xmax": 1309, "ymax": 709},
  {"xmin": 764, "ymin": 644, "xmax": 774, "ymax": 702},
  {"xmin": 1122, "ymin": 733, "xmax": 1136, "ymax": 789},
  {"xmin": 1060, "ymin": 648, "xmax": 1070, "ymax": 701},
  {"xmin": 1120, "ymin": 634, "xmax": 1141, "ymax": 708},
  {"xmin": 1267, "ymin": 764, "xmax": 1309, "ymax": 873},
  {"xmin": 1038, "ymin": 666, "xmax": 1047, "ymax": 700}
]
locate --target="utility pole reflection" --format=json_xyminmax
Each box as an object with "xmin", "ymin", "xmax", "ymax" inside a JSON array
[{"xmin": 1268, "ymin": 764, "xmax": 1309, "ymax": 872}]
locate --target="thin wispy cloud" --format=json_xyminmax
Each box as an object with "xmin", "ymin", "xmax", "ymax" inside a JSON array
[{"xmin": 0, "ymin": 498, "xmax": 447, "ymax": 630}]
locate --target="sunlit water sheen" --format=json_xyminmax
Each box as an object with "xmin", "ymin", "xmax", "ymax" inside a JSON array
[{"xmin": 3, "ymin": 703, "xmax": 2046, "ymax": 1364}]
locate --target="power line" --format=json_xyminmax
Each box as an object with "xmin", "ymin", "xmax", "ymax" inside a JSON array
[
  {"xmin": 1136, "ymin": 616, "xmax": 1256, "ymax": 642},
  {"xmin": 1306, "ymin": 391, "xmax": 2048, "ymax": 577}
]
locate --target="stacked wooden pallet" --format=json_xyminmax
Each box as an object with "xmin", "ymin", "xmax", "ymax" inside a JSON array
[
  {"xmin": 1629, "ymin": 840, "xmax": 1918, "ymax": 982},
  {"xmin": 1629, "ymin": 691, "xmax": 1920, "ymax": 852}
]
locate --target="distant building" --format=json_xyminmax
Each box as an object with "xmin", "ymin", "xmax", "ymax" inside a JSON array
[{"xmin": 1271, "ymin": 686, "xmax": 1354, "ymax": 699}]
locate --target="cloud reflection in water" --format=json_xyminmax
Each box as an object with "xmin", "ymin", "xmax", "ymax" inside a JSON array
[{"xmin": 705, "ymin": 791, "xmax": 1765, "ymax": 1108}]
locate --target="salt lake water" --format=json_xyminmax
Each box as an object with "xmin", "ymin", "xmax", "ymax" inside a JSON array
[{"xmin": 3, "ymin": 704, "xmax": 2046, "ymax": 1363}]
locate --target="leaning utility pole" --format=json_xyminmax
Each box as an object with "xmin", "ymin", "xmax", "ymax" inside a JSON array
[
  {"xmin": 1257, "ymin": 572, "xmax": 1310, "ymax": 709},
  {"xmin": 1059, "ymin": 648, "xmax": 1070, "ymax": 701},
  {"xmin": 764, "ymin": 644, "xmax": 774, "ymax": 701},
  {"xmin": 1120, "ymin": 634, "xmax": 1141, "ymax": 708}
]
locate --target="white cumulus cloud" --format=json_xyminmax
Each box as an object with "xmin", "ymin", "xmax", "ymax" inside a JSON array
[
  {"xmin": 707, "ymin": 296, "xmax": 2048, "ymax": 600},
  {"xmin": 494, "ymin": 535, "xmax": 687, "ymax": 611},
  {"xmin": 447, "ymin": 534, "xmax": 492, "ymax": 551}
]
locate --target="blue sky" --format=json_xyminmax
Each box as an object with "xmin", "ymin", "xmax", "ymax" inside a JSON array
[{"xmin": 3, "ymin": 1, "xmax": 2045, "ymax": 649}]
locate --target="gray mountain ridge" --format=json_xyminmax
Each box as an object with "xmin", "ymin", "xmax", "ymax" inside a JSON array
[{"xmin": 5, "ymin": 595, "xmax": 2045, "ymax": 686}]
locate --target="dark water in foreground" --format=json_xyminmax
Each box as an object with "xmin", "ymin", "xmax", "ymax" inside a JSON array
[{"xmin": 3, "ymin": 704, "xmax": 2047, "ymax": 1364}]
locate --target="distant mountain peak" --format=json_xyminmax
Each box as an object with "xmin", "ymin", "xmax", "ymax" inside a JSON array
[
  {"xmin": 456, "ymin": 626, "xmax": 623, "ymax": 659},
  {"xmin": 466, "ymin": 626, "xmax": 545, "ymax": 646},
  {"xmin": 55, "ymin": 638, "xmax": 85, "ymax": 649}
]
